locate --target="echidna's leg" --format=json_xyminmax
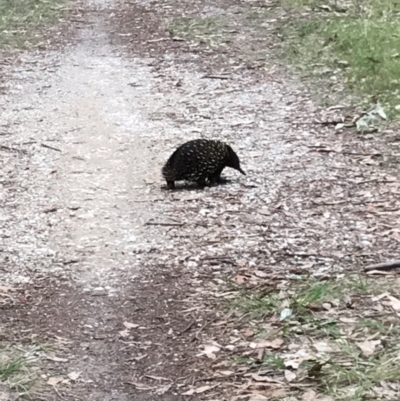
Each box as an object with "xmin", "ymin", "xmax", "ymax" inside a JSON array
[
  {"xmin": 209, "ymin": 167, "xmax": 224, "ymax": 185},
  {"xmin": 209, "ymin": 174, "xmax": 220, "ymax": 185},
  {"xmin": 196, "ymin": 177, "xmax": 206, "ymax": 188},
  {"xmin": 166, "ymin": 180, "xmax": 175, "ymax": 189}
]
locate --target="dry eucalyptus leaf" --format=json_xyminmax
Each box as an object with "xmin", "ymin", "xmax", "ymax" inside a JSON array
[
  {"xmin": 129, "ymin": 382, "xmax": 154, "ymax": 391},
  {"xmin": 356, "ymin": 340, "xmax": 381, "ymax": 356},
  {"xmin": 47, "ymin": 376, "xmax": 64, "ymax": 386},
  {"xmin": 284, "ymin": 370, "xmax": 296, "ymax": 382},
  {"xmin": 302, "ymin": 390, "xmax": 317, "ymax": 401},
  {"xmin": 183, "ymin": 385, "xmax": 216, "ymax": 395},
  {"xmin": 119, "ymin": 329, "xmax": 130, "ymax": 337},
  {"xmin": 257, "ymin": 207, "xmax": 271, "ymax": 216},
  {"xmin": 243, "ymin": 328, "xmax": 255, "ymax": 337},
  {"xmin": 312, "ymin": 341, "xmax": 334, "ymax": 353},
  {"xmin": 123, "ymin": 321, "xmax": 139, "ymax": 329},
  {"xmin": 248, "ymin": 394, "xmax": 269, "ymax": 401},
  {"xmin": 386, "ymin": 295, "xmax": 400, "ymax": 311},
  {"xmin": 254, "ymin": 270, "xmax": 268, "ymax": 278},
  {"xmin": 197, "ymin": 344, "xmax": 220, "ymax": 359},
  {"xmin": 250, "ymin": 338, "xmax": 284, "ymax": 349},
  {"xmin": 67, "ymin": 371, "xmax": 81, "ymax": 381}
]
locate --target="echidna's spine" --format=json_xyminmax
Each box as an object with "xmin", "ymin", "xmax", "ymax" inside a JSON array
[{"xmin": 162, "ymin": 139, "xmax": 243, "ymax": 188}]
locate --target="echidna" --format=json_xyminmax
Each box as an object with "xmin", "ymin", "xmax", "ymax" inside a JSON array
[{"xmin": 162, "ymin": 139, "xmax": 245, "ymax": 189}]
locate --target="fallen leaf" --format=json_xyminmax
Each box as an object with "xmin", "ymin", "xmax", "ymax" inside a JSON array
[
  {"xmin": 47, "ymin": 376, "xmax": 64, "ymax": 386},
  {"xmin": 302, "ymin": 390, "xmax": 317, "ymax": 401},
  {"xmin": 339, "ymin": 317, "xmax": 357, "ymax": 324},
  {"xmin": 145, "ymin": 375, "xmax": 170, "ymax": 382},
  {"xmin": 68, "ymin": 371, "xmax": 81, "ymax": 381},
  {"xmin": 197, "ymin": 344, "xmax": 221, "ymax": 359},
  {"xmin": 250, "ymin": 338, "xmax": 284, "ymax": 349},
  {"xmin": 124, "ymin": 321, "xmax": 139, "ymax": 329},
  {"xmin": 183, "ymin": 385, "xmax": 216, "ymax": 395},
  {"xmin": 284, "ymin": 350, "xmax": 315, "ymax": 369},
  {"xmin": 119, "ymin": 329, "xmax": 130, "ymax": 337},
  {"xmin": 128, "ymin": 382, "xmax": 154, "ymax": 391},
  {"xmin": 248, "ymin": 394, "xmax": 269, "ymax": 401},
  {"xmin": 235, "ymin": 275, "xmax": 246, "ymax": 284},
  {"xmin": 155, "ymin": 384, "xmax": 172, "ymax": 395},
  {"xmin": 356, "ymin": 340, "xmax": 381, "ymax": 356},
  {"xmin": 219, "ymin": 370, "xmax": 235, "ymax": 376},
  {"xmin": 284, "ymin": 370, "xmax": 296, "ymax": 382},
  {"xmin": 386, "ymin": 295, "xmax": 400, "ymax": 311},
  {"xmin": 268, "ymin": 389, "xmax": 286, "ymax": 398},
  {"xmin": 257, "ymin": 207, "xmax": 271, "ymax": 216},
  {"xmin": 133, "ymin": 354, "xmax": 147, "ymax": 361},
  {"xmin": 312, "ymin": 341, "xmax": 334, "ymax": 353},
  {"xmin": 372, "ymin": 292, "xmax": 389, "ymax": 302},
  {"xmin": 243, "ymin": 328, "xmax": 254, "ymax": 338},
  {"xmin": 302, "ymin": 391, "xmax": 334, "ymax": 401},
  {"xmin": 254, "ymin": 270, "xmax": 268, "ymax": 278}
]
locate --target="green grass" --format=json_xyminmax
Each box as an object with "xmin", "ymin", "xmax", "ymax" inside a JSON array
[
  {"xmin": 230, "ymin": 277, "xmax": 357, "ymax": 320},
  {"xmin": 0, "ymin": 357, "xmax": 24, "ymax": 380},
  {"xmin": 322, "ymin": 340, "xmax": 400, "ymax": 401},
  {"xmin": 230, "ymin": 274, "xmax": 400, "ymax": 400},
  {"xmin": 167, "ymin": 16, "xmax": 229, "ymax": 48},
  {"xmin": 0, "ymin": 0, "xmax": 67, "ymax": 49},
  {"xmin": 279, "ymin": 0, "xmax": 400, "ymax": 118},
  {"xmin": 0, "ymin": 343, "xmax": 49, "ymax": 396}
]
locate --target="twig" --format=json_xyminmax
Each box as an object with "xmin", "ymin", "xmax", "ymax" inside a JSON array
[
  {"xmin": 202, "ymin": 75, "xmax": 230, "ymax": 80},
  {"xmin": 62, "ymin": 259, "xmax": 80, "ymax": 265},
  {"xmin": 145, "ymin": 222, "xmax": 184, "ymax": 227},
  {"xmin": 0, "ymin": 145, "xmax": 26, "ymax": 154},
  {"xmin": 194, "ymin": 373, "xmax": 240, "ymax": 383},
  {"xmin": 178, "ymin": 320, "xmax": 197, "ymax": 335},
  {"xmin": 43, "ymin": 207, "xmax": 58, "ymax": 213},
  {"xmin": 41, "ymin": 143, "xmax": 62, "ymax": 152},
  {"xmin": 147, "ymin": 38, "xmax": 169, "ymax": 43},
  {"xmin": 307, "ymin": 146, "xmax": 381, "ymax": 157},
  {"xmin": 364, "ymin": 260, "xmax": 400, "ymax": 272},
  {"xmin": 192, "ymin": 317, "xmax": 219, "ymax": 341}
]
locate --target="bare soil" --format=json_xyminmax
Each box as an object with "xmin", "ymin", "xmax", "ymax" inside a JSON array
[{"xmin": 1, "ymin": 0, "xmax": 400, "ymax": 400}]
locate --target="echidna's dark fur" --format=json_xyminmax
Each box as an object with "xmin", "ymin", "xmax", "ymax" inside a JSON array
[{"xmin": 162, "ymin": 139, "xmax": 245, "ymax": 189}]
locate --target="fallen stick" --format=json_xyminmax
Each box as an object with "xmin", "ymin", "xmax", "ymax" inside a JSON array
[
  {"xmin": 364, "ymin": 260, "xmax": 400, "ymax": 272},
  {"xmin": 145, "ymin": 222, "xmax": 184, "ymax": 227},
  {"xmin": 202, "ymin": 75, "xmax": 230, "ymax": 80},
  {"xmin": 41, "ymin": 143, "xmax": 62, "ymax": 152}
]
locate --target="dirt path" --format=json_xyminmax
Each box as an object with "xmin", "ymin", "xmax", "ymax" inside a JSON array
[{"xmin": 1, "ymin": 0, "xmax": 400, "ymax": 400}]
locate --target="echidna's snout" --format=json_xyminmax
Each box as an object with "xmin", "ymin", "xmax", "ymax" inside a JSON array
[{"xmin": 237, "ymin": 167, "xmax": 246, "ymax": 175}]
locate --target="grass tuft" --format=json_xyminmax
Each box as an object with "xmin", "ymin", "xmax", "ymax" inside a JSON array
[
  {"xmin": 280, "ymin": 0, "xmax": 400, "ymax": 118},
  {"xmin": 0, "ymin": 343, "xmax": 49, "ymax": 396},
  {"xmin": 230, "ymin": 274, "xmax": 400, "ymax": 400},
  {"xmin": 0, "ymin": 0, "xmax": 67, "ymax": 49}
]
